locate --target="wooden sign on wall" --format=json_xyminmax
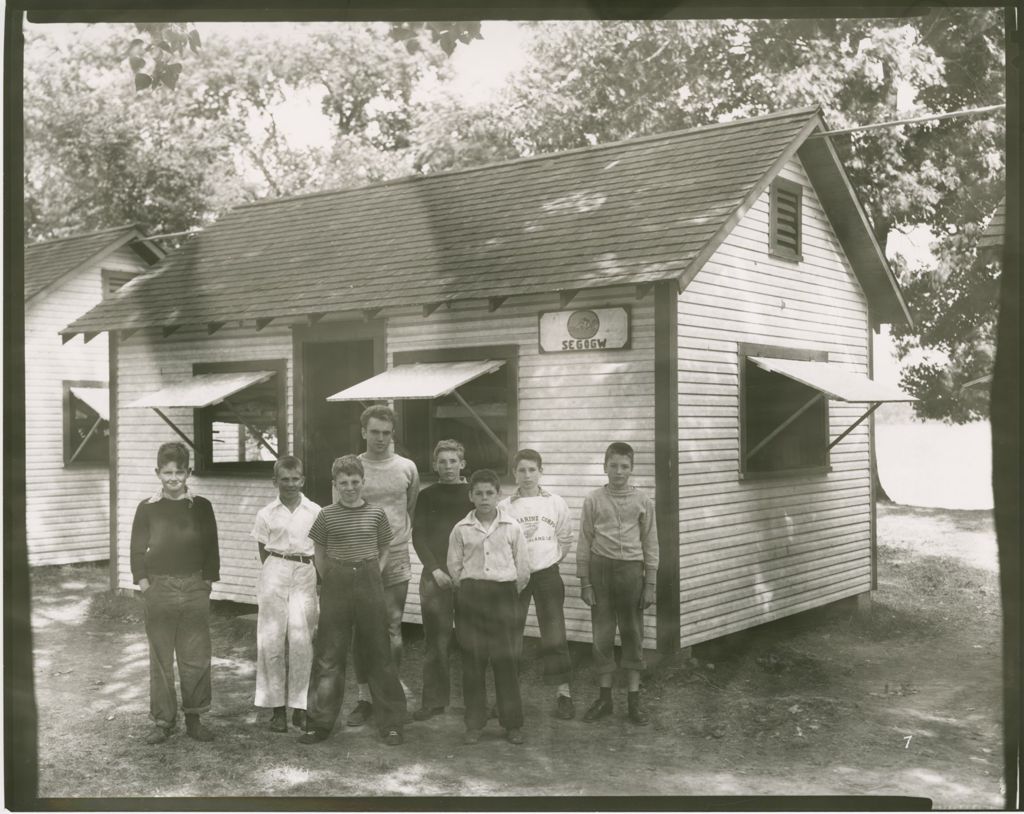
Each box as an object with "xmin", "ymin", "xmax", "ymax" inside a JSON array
[{"xmin": 538, "ymin": 306, "xmax": 631, "ymax": 353}]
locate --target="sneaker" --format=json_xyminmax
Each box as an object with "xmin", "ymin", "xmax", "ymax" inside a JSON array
[
  {"xmin": 582, "ymin": 697, "xmax": 613, "ymax": 723},
  {"xmin": 291, "ymin": 709, "xmax": 307, "ymax": 730},
  {"xmin": 298, "ymin": 728, "xmax": 330, "ymax": 744},
  {"xmin": 346, "ymin": 700, "xmax": 373, "ymax": 727},
  {"xmin": 506, "ymin": 728, "xmax": 525, "ymax": 745},
  {"xmin": 384, "ymin": 729, "xmax": 403, "ymax": 746},
  {"xmin": 463, "ymin": 729, "xmax": 482, "ymax": 745},
  {"xmin": 555, "ymin": 694, "xmax": 576, "ymax": 720},
  {"xmin": 185, "ymin": 720, "xmax": 215, "ymax": 742},
  {"xmin": 627, "ymin": 699, "xmax": 649, "ymax": 726},
  {"xmin": 269, "ymin": 708, "xmax": 287, "ymax": 733},
  {"xmin": 145, "ymin": 726, "xmax": 170, "ymax": 745},
  {"xmin": 412, "ymin": 706, "xmax": 445, "ymax": 722}
]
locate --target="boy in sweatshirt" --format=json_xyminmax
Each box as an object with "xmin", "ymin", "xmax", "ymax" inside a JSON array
[
  {"xmin": 577, "ymin": 442, "xmax": 658, "ymax": 726},
  {"xmin": 498, "ymin": 449, "xmax": 576, "ymax": 719},
  {"xmin": 410, "ymin": 439, "xmax": 472, "ymax": 721},
  {"xmin": 131, "ymin": 441, "xmax": 220, "ymax": 745}
]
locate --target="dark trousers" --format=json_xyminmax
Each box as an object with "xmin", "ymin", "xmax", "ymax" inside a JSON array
[
  {"xmin": 142, "ymin": 573, "xmax": 212, "ymax": 729},
  {"xmin": 589, "ymin": 555, "xmax": 645, "ymax": 674},
  {"xmin": 456, "ymin": 579, "xmax": 523, "ymax": 731},
  {"xmin": 515, "ymin": 563, "xmax": 572, "ymax": 686},
  {"xmin": 306, "ymin": 559, "xmax": 407, "ymax": 733},
  {"xmin": 419, "ymin": 571, "xmax": 455, "ymax": 709}
]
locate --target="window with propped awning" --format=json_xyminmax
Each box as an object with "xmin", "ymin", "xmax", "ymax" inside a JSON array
[
  {"xmin": 128, "ymin": 364, "xmax": 286, "ymax": 472},
  {"xmin": 64, "ymin": 383, "xmax": 110, "ymax": 466},
  {"xmin": 326, "ymin": 357, "xmax": 513, "ymax": 475},
  {"xmin": 741, "ymin": 347, "xmax": 916, "ymax": 477}
]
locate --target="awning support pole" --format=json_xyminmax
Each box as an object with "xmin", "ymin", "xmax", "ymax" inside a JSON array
[
  {"xmin": 69, "ymin": 416, "xmax": 104, "ymax": 464},
  {"xmin": 450, "ymin": 388, "xmax": 510, "ymax": 458},
  {"xmin": 152, "ymin": 408, "xmax": 196, "ymax": 449},
  {"xmin": 829, "ymin": 402, "xmax": 882, "ymax": 450},
  {"xmin": 222, "ymin": 397, "xmax": 279, "ymax": 459},
  {"xmin": 745, "ymin": 393, "xmax": 824, "ymax": 462}
]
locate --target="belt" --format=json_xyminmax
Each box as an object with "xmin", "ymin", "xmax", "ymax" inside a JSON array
[{"xmin": 268, "ymin": 550, "xmax": 313, "ymax": 565}]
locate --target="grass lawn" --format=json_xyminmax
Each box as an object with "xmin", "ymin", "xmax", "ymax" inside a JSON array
[{"xmin": 29, "ymin": 503, "xmax": 1002, "ymax": 806}]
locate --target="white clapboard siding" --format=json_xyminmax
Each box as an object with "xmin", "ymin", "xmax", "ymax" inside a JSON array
[
  {"xmin": 114, "ymin": 324, "xmax": 293, "ymax": 602},
  {"xmin": 388, "ymin": 287, "xmax": 658, "ymax": 648},
  {"xmin": 677, "ymin": 156, "xmax": 873, "ymax": 648},
  {"xmin": 25, "ymin": 246, "xmax": 149, "ymax": 565}
]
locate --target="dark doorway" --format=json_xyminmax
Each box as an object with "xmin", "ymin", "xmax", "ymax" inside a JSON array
[{"xmin": 300, "ymin": 339, "xmax": 375, "ymax": 507}]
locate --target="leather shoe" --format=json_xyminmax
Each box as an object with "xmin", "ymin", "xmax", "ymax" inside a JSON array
[
  {"xmin": 583, "ymin": 697, "xmax": 613, "ymax": 722},
  {"xmin": 463, "ymin": 729, "xmax": 481, "ymax": 745},
  {"xmin": 269, "ymin": 709, "xmax": 287, "ymax": 733},
  {"xmin": 346, "ymin": 700, "xmax": 373, "ymax": 727},
  {"xmin": 412, "ymin": 706, "xmax": 444, "ymax": 721},
  {"xmin": 145, "ymin": 726, "xmax": 170, "ymax": 745},
  {"xmin": 298, "ymin": 728, "xmax": 329, "ymax": 744},
  {"xmin": 555, "ymin": 695, "xmax": 576, "ymax": 720},
  {"xmin": 506, "ymin": 728, "xmax": 525, "ymax": 744}
]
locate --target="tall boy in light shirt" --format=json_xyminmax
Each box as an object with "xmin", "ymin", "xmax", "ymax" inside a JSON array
[
  {"xmin": 498, "ymin": 449, "xmax": 576, "ymax": 720},
  {"xmin": 346, "ymin": 404, "xmax": 419, "ymax": 728},
  {"xmin": 448, "ymin": 469, "xmax": 530, "ymax": 745},
  {"xmin": 250, "ymin": 456, "xmax": 320, "ymax": 733}
]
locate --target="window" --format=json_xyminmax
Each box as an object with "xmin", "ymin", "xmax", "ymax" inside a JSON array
[
  {"xmin": 102, "ymin": 269, "xmax": 140, "ymax": 298},
  {"xmin": 770, "ymin": 178, "xmax": 802, "ymax": 261},
  {"xmin": 394, "ymin": 345, "xmax": 517, "ymax": 477},
  {"xmin": 63, "ymin": 381, "xmax": 109, "ymax": 467},
  {"xmin": 192, "ymin": 360, "xmax": 286, "ymax": 473},
  {"xmin": 740, "ymin": 344, "xmax": 828, "ymax": 477}
]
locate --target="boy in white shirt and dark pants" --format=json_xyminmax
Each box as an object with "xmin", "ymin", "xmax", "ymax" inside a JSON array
[
  {"xmin": 448, "ymin": 469, "xmax": 530, "ymax": 745},
  {"xmin": 250, "ymin": 456, "xmax": 320, "ymax": 732},
  {"xmin": 499, "ymin": 449, "xmax": 576, "ymax": 719}
]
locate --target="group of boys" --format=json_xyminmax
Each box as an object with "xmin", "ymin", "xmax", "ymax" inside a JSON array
[{"xmin": 130, "ymin": 404, "xmax": 659, "ymax": 749}]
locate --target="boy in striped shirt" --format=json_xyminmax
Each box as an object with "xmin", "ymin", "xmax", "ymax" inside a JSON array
[{"xmin": 301, "ymin": 455, "xmax": 407, "ymax": 746}]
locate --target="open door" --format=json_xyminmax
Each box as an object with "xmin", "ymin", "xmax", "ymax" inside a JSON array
[{"xmin": 299, "ymin": 339, "xmax": 376, "ymax": 507}]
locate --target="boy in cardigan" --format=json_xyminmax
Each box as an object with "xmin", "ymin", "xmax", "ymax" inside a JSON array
[
  {"xmin": 498, "ymin": 449, "xmax": 576, "ymax": 719},
  {"xmin": 410, "ymin": 439, "xmax": 472, "ymax": 721},
  {"xmin": 301, "ymin": 455, "xmax": 407, "ymax": 746},
  {"xmin": 577, "ymin": 442, "xmax": 658, "ymax": 726},
  {"xmin": 130, "ymin": 441, "xmax": 220, "ymax": 745},
  {"xmin": 251, "ymin": 455, "xmax": 320, "ymax": 733},
  {"xmin": 448, "ymin": 469, "xmax": 530, "ymax": 745}
]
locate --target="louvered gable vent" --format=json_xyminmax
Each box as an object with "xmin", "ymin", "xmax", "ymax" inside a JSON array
[{"xmin": 770, "ymin": 178, "xmax": 802, "ymax": 260}]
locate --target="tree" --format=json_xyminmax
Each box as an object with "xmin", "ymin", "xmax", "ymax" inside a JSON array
[
  {"xmin": 412, "ymin": 13, "xmax": 1004, "ymax": 422},
  {"xmin": 24, "ymin": 22, "xmax": 462, "ymax": 239}
]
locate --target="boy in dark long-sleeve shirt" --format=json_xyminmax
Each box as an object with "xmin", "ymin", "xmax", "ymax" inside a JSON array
[
  {"xmin": 130, "ymin": 442, "xmax": 220, "ymax": 745},
  {"xmin": 410, "ymin": 440, "xmax": 472, "ymax": 720}
]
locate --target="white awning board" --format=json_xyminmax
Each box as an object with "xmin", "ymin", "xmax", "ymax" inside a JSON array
[
  {"xmin": 129, "ymin": 371, "xmax": 277, "ymax": 409},
  {"xmin": 69, "ymin": 386, "xmax": 110, "ymax": 421},
  {"xmin": 326, "ymin": 360, "xmax": 506, "ymax": 402},
  {"xmin": 748, "ymin": 357, "xmax": 916, "ymax": 403}
]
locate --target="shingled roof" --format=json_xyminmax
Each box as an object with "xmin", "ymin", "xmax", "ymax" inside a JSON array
[
  {"xmin": 25, "ymin": 225, "xmax": 160, "ymax": 301},
  {"xmin": 62, "ymin": 106, "xmax": 909, "ymax": 337}
]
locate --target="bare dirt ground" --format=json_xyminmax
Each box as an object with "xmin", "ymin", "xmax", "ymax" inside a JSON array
[{"xmin": 29, "ymin": 503, "xmax": 1003, "ymax": 806}]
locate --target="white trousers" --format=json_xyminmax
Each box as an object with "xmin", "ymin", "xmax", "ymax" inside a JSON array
[{"xmin": 256, "ymin": 556, "xmax": 318, "ymax": 709}]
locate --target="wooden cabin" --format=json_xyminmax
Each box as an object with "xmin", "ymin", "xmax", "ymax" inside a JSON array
[
  {"xmin": 24, "ymin": 225, "xmax": 163, "ymax": 565},
  {"xmin": 62, "ymin": 107, "xmax": 914, "ymax": 652}
]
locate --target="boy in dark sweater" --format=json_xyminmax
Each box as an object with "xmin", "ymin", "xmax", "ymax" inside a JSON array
[
  {"xmin": 130, "ymin": 441, "xmax": 220, "ymax": 745},
  {"xmin": 410, "ymin": 439, "xmax": 472, "ymax": 721}
]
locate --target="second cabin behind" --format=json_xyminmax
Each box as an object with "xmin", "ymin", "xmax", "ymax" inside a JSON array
[{"xmin": 63, "ymin": 106, "xmax": 914, "ymax": 655}]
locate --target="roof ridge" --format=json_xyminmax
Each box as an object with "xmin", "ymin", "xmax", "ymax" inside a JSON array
[
  {"xmin": 25, "ymin": 223, "xmax": 141, "ymax": 248},
  {"xmin": 233, "ymin": 106, "xmax": 821, "ymax": 212}
]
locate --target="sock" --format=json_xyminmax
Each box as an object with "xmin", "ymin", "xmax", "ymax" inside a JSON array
[
  {"xmin": 185, "ymin": 713, "xmax": 200, "ymax": 728},
  {"xmin": 599, "ymin": 686, "xmax": 612, "ymax": 703},
  {"xmin": 556, "ymin": 683, "xmax": 571, "ymax": 699},
  {"xmin": 273, "ymin": 706, "xmax": 286, "ymax": 715},
  {"xmin": 358, "ymin": 684, "xmax": 371, "ymax": 703},
  {"xmin": 627, "ymin": 691, "xmax": 640, "ymax": 707}
]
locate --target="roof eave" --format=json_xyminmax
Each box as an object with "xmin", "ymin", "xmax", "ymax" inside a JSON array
[{"xmin": 797, "ymin": 130, "xmax": 913, "ymax": 329}]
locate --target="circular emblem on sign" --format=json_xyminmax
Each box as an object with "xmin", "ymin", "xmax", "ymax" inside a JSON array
[{"xmin": 567, "ymin": 309, "xmax": 600, "ymax": 339}]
